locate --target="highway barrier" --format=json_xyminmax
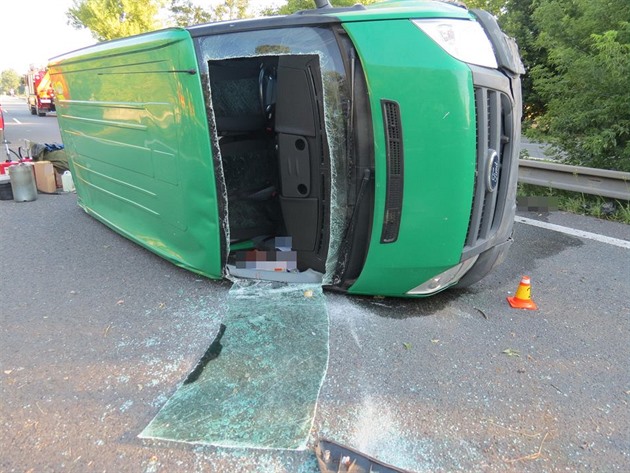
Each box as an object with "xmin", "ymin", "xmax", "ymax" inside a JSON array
[{"xmin": 518, "ymin": 159, "xmax": 630, "ymax": 200}]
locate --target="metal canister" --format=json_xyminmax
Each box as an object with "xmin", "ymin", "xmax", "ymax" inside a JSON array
[{"xmin": 8, "ymin": 163, "xmax": 38, "ymax": 202}]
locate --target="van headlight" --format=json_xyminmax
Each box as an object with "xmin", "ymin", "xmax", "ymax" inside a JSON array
[
  {"xmin": 412, "ymin": 18, "xmax": 497, "ymax": 69},
  {"xmin": 407, "ymin": 255, "xmax": 479, "ymax": 295}
]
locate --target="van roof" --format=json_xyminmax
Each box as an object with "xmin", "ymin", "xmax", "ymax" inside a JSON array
[{"xmin": 187, "ymin": 0, "xmax": 470, "ymax": 38}]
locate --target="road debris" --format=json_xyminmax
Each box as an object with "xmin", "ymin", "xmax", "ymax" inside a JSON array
[
  {"xmin": 504, "ymin": 432, "xmax": 550, "ymax": 464},
  {"xmin": 316, "ymin": 438, "xmax": 411, "ymax": 473},
  {"xmin": 502, "ymin": 348, "xmax": 521, "ymax": 357}
]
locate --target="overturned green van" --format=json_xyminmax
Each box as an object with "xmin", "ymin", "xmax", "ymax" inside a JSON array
[{"xmin": 49, "ymin": 0, "xmax": 524, "ymax": 297}]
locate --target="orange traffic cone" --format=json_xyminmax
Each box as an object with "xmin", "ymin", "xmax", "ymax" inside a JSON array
[{"xmin": 507, "ymin": 276, "xmax": 538, "ymax": 310}]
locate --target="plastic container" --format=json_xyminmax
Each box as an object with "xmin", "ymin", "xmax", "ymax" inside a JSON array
[
  {"xmin": 8, "ymin": 163, "xmax": 37, "ymax": 202},
  {"xmin": 62, "ymin": 170, "xmax": 75, "ymax": 192}
]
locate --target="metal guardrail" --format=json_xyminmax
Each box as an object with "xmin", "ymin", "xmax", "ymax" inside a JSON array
[{"xmin": 518, "ymin": 159, "xmax": 630, "ymax": 201}]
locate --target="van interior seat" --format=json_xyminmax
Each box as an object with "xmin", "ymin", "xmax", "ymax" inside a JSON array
[
  {"xmin": 220, "ymin": 137, "xmax": 281, "ymax": 242},
  {"xmin": 209, "ymin": 60, "xmax": 277, "ymax": 134}
]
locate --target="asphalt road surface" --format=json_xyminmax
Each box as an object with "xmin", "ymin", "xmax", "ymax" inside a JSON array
[
  {"xmin": 1, "ymin": 96, "xmax": 62, "ymax": 152},
  {"xmin": 1, "ymin": 95, "xmax": 629, "ymax": 472}
]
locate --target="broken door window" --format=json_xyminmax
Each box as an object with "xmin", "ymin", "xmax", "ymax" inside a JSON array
[{"xmin": 193, "ymin": 26, "xmax": 349, "ymax": 285}]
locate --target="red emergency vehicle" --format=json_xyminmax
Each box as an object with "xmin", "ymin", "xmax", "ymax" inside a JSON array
[{"xmin": 25, "ymin": 70, "xmax": 55, "ymax": 116}]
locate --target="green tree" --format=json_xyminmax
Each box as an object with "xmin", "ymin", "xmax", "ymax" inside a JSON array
[
  {"xmin": 466, "ymin": 0, "xmax": 545, "ymax": 122},
  {"xmin": 461, "ymin": 0, "xmax": 630, "ymax": 171},
  {"xmin": 169, "ymin": 0, "xmax": 250, "ymax": 26},
  {"xmin": 67, "ymin": 0, "xmax": 165, "ymax": 41},
  {"xmin": 531, "ymin": 0, "xmax": 630, "ymax": 171},
  {"xmin": 169, "ymin": 0, "xmax": 213, "ymax": 26},
  {"xmin": 214, "ymin": 0, "xmax": 250, "ymax": 21},
  {"xmin": 1, "ymin": 69, "xmax": 21, "ymax": 95},
  {"xmin": 462, "ymin": 0, "xmax": 505, "ymax": 15}
]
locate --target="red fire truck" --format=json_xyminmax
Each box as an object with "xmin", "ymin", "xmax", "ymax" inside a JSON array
[
  {"xmin": 0, "ymin": 102, "xmax": 5, "ymax": 149},
  {"xmin": 0, "ymin": 102, "xmax": 5, "ymax": 139},
  {"xmin": 25, "ymin": 70, "xmax": 55, "ymax": 116}
]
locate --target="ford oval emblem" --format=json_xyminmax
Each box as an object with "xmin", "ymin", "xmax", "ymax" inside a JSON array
[{"xmin": 486, "ymin": 150, "xmax": 500, "ymax": 193}]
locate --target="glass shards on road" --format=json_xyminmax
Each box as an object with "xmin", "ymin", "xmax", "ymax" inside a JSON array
[{"xmin": 140, "ymin": 279, "xmax": 329, "ymax": 449}]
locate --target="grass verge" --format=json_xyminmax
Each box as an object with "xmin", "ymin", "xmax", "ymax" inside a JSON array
[{"xmin": 517, "ymin": 184, "xmax": 630, "ymax": 224}]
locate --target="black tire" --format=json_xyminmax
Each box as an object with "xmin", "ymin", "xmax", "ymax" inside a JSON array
[
  {"xmin": 455, "ymin": 238, "xmax": 513, "ymax": 288},
  {"xmin": 30, "ymin": 106, "xmax": 36, "ymax": 115}
]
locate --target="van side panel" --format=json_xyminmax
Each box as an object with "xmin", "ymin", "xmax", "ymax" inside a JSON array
[
  {"xmin": 343, "ymin": 20, "xmax": 477, "ymax": 296},
  {"xmin": 49, "ymin": 30, "xmax": 223, "ymax": 278}
]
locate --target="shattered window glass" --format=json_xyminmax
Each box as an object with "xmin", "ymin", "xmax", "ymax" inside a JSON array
[
  {"xmin": 194, "ymin": 27, "xmax": 349, "ymax": 284},
  {"xmin": 140, "ymin": 281, "xmax": 329, "ymax": 449}
]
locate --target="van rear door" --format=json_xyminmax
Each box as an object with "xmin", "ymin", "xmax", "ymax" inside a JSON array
[{"xmin": 49, "ymin": 29, "xmax": 224, "ymax": 278}]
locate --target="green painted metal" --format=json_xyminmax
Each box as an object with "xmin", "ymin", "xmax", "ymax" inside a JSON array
[
  {"xmin": 49, "ymin": 29, "xmax": 223, "ymax": 279},
  {"xmin": 332, "ymin": 0, "xmax": 472, "ymax": 22},
  {"xmin": 343, "ymin": 19, "xmax": 477, "ymax": 297},
  {"xmin": 47, "ymin": 2, "xmax": 515, "ymax": 297}
]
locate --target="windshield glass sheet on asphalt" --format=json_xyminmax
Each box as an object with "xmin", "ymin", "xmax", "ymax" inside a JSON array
[{"xmin": 140, "ymin": 279, "xmax": 329, "ymax": 449}]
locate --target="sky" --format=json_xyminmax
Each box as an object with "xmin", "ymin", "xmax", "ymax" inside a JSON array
[
  {"xmin": 0, "ymin": 0, "xmax": 284, "ymax": 74},
  {"xmin": 1, "ymin": 0, "xmax": 96, "ymax": 73}
]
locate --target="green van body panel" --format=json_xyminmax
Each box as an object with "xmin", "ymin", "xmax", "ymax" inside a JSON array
[
  {"xmin": 332, "ymin": 0, "xmax": 471, "ymax": 22},
  {"xmin": 49, "ymin": 1, "xmax": 523, "ymax": 297},
  {"xmin": 49, "ymin": 29, "xmax": 224, "ymax": 279},
  {"xmin": 342, "ymin": 20, "xmax": 476, "ymax": 296}
]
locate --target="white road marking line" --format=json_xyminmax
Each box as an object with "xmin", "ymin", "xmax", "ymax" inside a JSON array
[
  {"xmin": 515, "ymin": 216, "xmax": 630, "ymax": 249},
  {"xmin": 12, "ymin": 118, "xmax": 21, "ymax": 124}
]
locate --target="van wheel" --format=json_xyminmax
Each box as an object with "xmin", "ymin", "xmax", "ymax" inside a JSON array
[
  {"xmin": 36, "ymin": 105, "xmax": 46, "ymax": 117},
  {"xmin": 30, "ymin": 106, "xmax": 36, "ymax": 115}
]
